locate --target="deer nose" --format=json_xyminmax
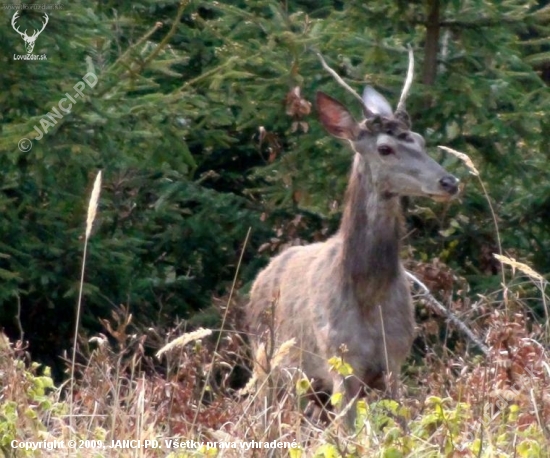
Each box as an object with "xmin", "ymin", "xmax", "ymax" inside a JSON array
[{"xmin": 439, "ymin": 175, "xmax": 459, "ymax": 195}]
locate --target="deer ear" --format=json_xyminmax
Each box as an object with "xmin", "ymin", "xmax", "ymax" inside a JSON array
[
  {"xmin": 316, "ymin": 92, "xmax": 360, "ymax": 140},
  {"xmin": 362, "ymin": 86, "xmax": 393, "ymax": 118}
]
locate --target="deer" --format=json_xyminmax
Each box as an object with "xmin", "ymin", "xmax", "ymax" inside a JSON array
[{"xmin": 246, "ymin": 51, "xmax": 459, "ymax": 428}]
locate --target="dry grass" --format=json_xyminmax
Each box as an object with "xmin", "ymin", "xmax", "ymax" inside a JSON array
[
  {"xmin": 1, "ymin": 266, "xmax": 549, "ymax": 457},
  {"xmin": 70, "ymin": 170, "xmax": 102, "ymax": 432}
]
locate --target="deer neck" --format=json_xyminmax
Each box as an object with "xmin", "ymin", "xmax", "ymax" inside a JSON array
[{"xmin": 339, "ymin": 154, "xmax": 402, "ymax": 304}]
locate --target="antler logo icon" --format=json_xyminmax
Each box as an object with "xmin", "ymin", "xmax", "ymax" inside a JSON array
[{"xmin": 11, "ymin": 11, "xmax": 49, "ymax": 54}]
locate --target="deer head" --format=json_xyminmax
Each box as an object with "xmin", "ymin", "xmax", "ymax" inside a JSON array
[
  {"xmin": 12, "ymin": 11, "xmax": 49, "ymax": 54},
  {"xmin": 316, "ymin": 52, "xmax": 459, "ymax": 201}
]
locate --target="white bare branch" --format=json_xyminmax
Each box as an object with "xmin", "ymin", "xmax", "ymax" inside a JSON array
[{"xmin": 405, "ymin": 270, "xmax": 490, "ymax": 356}]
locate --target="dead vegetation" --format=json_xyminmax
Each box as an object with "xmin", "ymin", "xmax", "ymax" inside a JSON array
[{"xmin": 1, "ymin": 260, "xmax": 549, "ymax": 457}]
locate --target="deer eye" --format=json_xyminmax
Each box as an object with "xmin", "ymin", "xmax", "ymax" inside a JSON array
[
  {"xmin": 398, "ymin": 133, "xmax": 412, "ymax": 142},
  {"xmin": 377, "ymin": 145, "xmax": 394, "ymax": 156}
]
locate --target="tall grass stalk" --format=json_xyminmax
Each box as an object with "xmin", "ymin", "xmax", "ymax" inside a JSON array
[
  {"xmin": 190, "ymin": 226, "xmax": 251, "ymax": 432},
  {"xmin": 69, "ymin": 170, "xmax": 102, "ymax": 434},
  {"xmin": 494, "ymin": 253, "xmax": 550, "ymax": 340},
  {"xmin": 439, "ymin": 146, "xmax": 508, "ymax": 309}
]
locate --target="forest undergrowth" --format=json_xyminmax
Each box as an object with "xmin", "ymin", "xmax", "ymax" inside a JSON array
[
  {"xmin": 1, "ymin": 163, "xmax": 550, "ymax": 458},
  {"xmin": 1, "ymin": 277, "xmax": 550, "ymax": 457}
]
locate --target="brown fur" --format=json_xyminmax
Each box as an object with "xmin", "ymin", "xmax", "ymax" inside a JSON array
[
  {"xmin": 246, "ymin": 155, "xmax": 413, "ymax": 405},
  {"xmin": 246, "ymin": 89, "xmax": 458, "ymax": 427}
]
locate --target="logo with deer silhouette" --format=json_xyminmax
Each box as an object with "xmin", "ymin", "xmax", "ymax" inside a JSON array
[{"xmin": 11, "ymin": 11, "xmax": 49, "ymax": 55}]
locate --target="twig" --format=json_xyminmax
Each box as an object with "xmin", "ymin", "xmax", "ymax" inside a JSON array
[
  {"xmin": 131, "ymin": 0, "xmax": 190, "ymax": 76},
  {"xmin": 316, "ymin": 52, "xmax": 365, "ymax": 107},
  {"xmin": 107, "ymin": 21, "xmax": 164, "ymax": 77},
  {"xmin": 378, "ymin": 305, "xmax": 391, "ymax": 391},
  {"xmin": 15, "ymin": 294, "xmax": 24, "ymax": 342},
  {"xmin": 405, "ymin": 271, "xmax": 490, "ymax": 356}
]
